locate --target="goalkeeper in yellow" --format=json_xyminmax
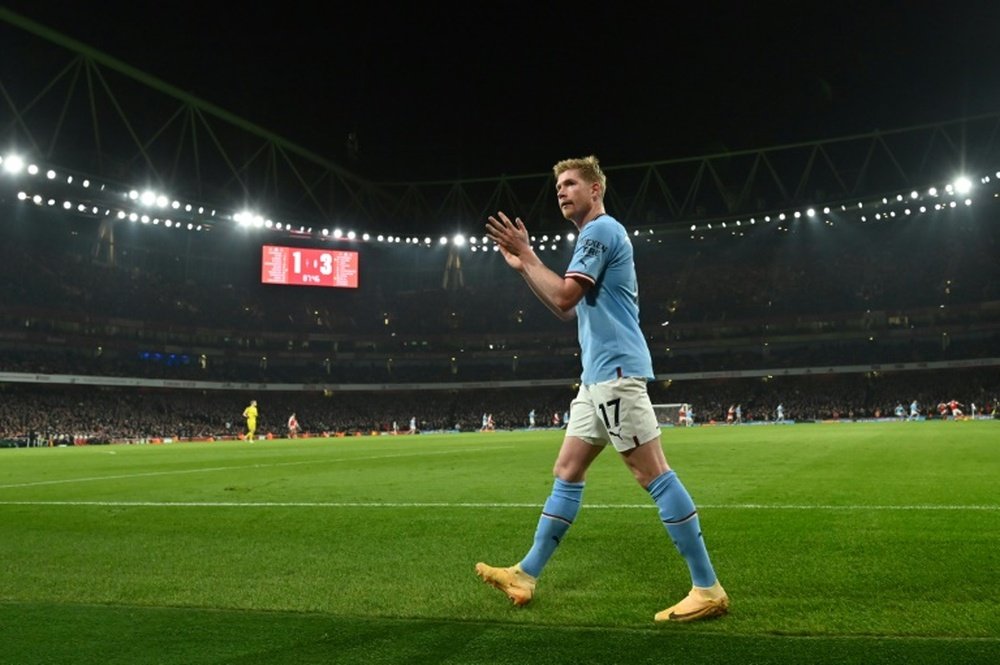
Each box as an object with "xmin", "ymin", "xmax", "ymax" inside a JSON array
[{"xmin": 242, "ymin": 400, "xmax": 258, "ymax": 441}]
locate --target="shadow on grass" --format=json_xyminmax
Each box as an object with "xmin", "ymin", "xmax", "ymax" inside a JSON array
[{"xmin": 2, "ymin": 601, "xmax": 997, "ymax": 665}]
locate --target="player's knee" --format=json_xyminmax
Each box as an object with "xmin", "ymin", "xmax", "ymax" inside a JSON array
[{"xmin": 552, "ymin": 460, "xmax": 585, "ymax": 483}]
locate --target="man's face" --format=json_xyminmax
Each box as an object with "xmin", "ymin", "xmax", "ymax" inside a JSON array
[{"xmin": 555, "ymin": 168, "xmax": 598, "ymax": 223}]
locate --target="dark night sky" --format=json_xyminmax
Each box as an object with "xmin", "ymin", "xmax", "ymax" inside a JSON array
[{"xmin": 5, "ymin": 1, "xmax": 1000, "ymax": 182}]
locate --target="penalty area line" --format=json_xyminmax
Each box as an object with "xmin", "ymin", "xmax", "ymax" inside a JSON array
[{"xmin": 0, "ymin": 500, "xmax": 997, "ymax": 511}]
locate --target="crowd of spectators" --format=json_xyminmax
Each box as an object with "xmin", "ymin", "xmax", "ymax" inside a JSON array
[
  {"xmin": 1, "ymin": 368, "xmax": 996, "ymax": 446},
  {"xmin": 3, "ymin": 204, "xmax": 998, "ymax": 340},
  {"xmin": 0, "ymin": 202, "xmax": 997, "ymax": 446}
]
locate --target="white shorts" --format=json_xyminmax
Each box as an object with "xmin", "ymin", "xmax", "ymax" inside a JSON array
[{"xmin": 565, "ymin": 377, "xmax": 661, "ymax": 452}]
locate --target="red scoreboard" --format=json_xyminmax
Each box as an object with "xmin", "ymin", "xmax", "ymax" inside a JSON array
[{"xmin": 260, "ymin": 245, "xmax": 359, "ymax": 288}]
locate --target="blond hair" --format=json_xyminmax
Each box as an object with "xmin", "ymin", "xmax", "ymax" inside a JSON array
[{"xmin": 553, "ymin": 155, "xmax": 607, "ymax": 198}]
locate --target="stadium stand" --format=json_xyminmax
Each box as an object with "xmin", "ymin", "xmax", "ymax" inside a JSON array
[{"xmin": 1, "ymin": 192, "xmax": 998, "ymax": 444}]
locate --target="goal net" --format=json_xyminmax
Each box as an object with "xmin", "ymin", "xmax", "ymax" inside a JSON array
[{"xmin": 651, "ymin": 403, "xmax": 686, "ymax": 427}]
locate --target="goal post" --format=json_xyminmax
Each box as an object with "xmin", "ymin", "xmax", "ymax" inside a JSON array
[{"xmin": 651, "ymin": 403, "xmax": 686, "ymax": 427}]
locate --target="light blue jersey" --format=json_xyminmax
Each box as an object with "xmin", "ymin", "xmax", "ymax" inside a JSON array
[{"xmin": 565, "ymin": 214, "xmax": 654, "ymax": 384}]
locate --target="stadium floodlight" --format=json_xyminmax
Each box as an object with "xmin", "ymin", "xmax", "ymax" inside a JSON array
[
  {"xmin": 46, "ymin": 169, "xmax": 56, "ymax": 179},
  {"xmin": 347, "ymin": 231, "xmax": 356, "ymax": 239},
  {"xmin": 16, "ymin": 191, "xmax": 26, "ymax": 200},
  {"xmin": 377, "ymin": 234, "xmax": 384, "ymax": 242},
  {"xmin": 965, "ymin": 198, "xmax": 972, "ymax": 206},
  {"xmin": 566, "ymin": 232, "xmax": 576, "ymax": 241},
  {"xmin": 690, "ymin": 224, "xmax": 696, "ymax": 231},
  {"xmin": 156, "ymin": 195, "xmax": 169, "ymax": 208},
  {"xmin": 928, "ymin": 187, "xmax": 938, "ymax": 196},
  {"xmin": 953, "ymin": 176, "xmax": 972, "ymax": 195},
  {"xmin": 63, "ymin": 201, "xmax": 71, "ymax": 209},
  {"xmin": 362, "ymin": 233, "xmax": 370, "ymax": 241},
  {"xmin": 453, "ymin": 234, "xmax": 466, "ymax": 246},
  {"xmin": 423, "ymin": 236, "xmax": 431, "ymax": 245},
  {"xmin": 32, "ymin": 194, "xmax": 42, "ymax": 204},
  {"xmin": 333, "ymin": 229, "xmax": 343, "ymax": 238},
  {"xmin": 439, "ymin": 236, "xmax": 448, "ymax": 245},
  {"xmin": 2, "ymin": 154, "xmax": 25, "ymax": 174},
  {"xmin": 140, "ymin": 190, "xmax": 156, "ymax": 206},
  {"xmin": 27, "ymin": 164, "xmax": 39, "ymax": 175},
  {"xmin": 794, "ymin": 211, "xmax": 802, "ymax": 219}
]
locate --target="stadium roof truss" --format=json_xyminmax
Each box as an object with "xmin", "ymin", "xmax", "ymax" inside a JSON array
[{"xmin": 3, "ymin": 7, "xmax": 1000, "ymax": 236}]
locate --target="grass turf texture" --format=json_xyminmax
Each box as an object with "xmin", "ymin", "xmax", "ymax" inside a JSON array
[{"xmin": 1, "ymin": 421, "xmax": 997, "ymax": 664}]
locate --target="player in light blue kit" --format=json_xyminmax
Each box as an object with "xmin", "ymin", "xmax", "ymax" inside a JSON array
[{"xmin": 477, "ymin": 155, "xmax": 728, "ymax": 623}]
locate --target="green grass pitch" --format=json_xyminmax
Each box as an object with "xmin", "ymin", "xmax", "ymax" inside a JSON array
[{"xmin": 1, "ymin": 421, "xmax": 998, "ymax": 664}]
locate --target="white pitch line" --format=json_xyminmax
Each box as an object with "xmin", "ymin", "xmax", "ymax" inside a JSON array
[
  {"xmin": 0, "ymin": 446, "xmax": 513, "ymax": 490},
  {"xmin": 0, "ymin": 500, "xmax": 997, "ymax": 511}
]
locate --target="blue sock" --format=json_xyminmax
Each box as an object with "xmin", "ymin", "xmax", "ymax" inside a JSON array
[
  {"xmin": 647, "ymin": 470, "xmax": 717, "ymax": 588},
  {"xmin": 518, "ymin": 478, "xmax": 584, "ymax": 578}
]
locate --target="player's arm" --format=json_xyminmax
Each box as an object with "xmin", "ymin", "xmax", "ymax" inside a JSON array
[
  {"xmin": 487, "ymin": 211, "xmax": 586, "ymax": 321},
  {"xmin": 519, "ymin": 255, "xmax": 586, "ymax": 321}
]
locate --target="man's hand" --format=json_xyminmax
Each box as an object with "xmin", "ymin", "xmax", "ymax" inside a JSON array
[{"xmin": 486, "ymin": 211, "xmax": 533, "ymax": 271}]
